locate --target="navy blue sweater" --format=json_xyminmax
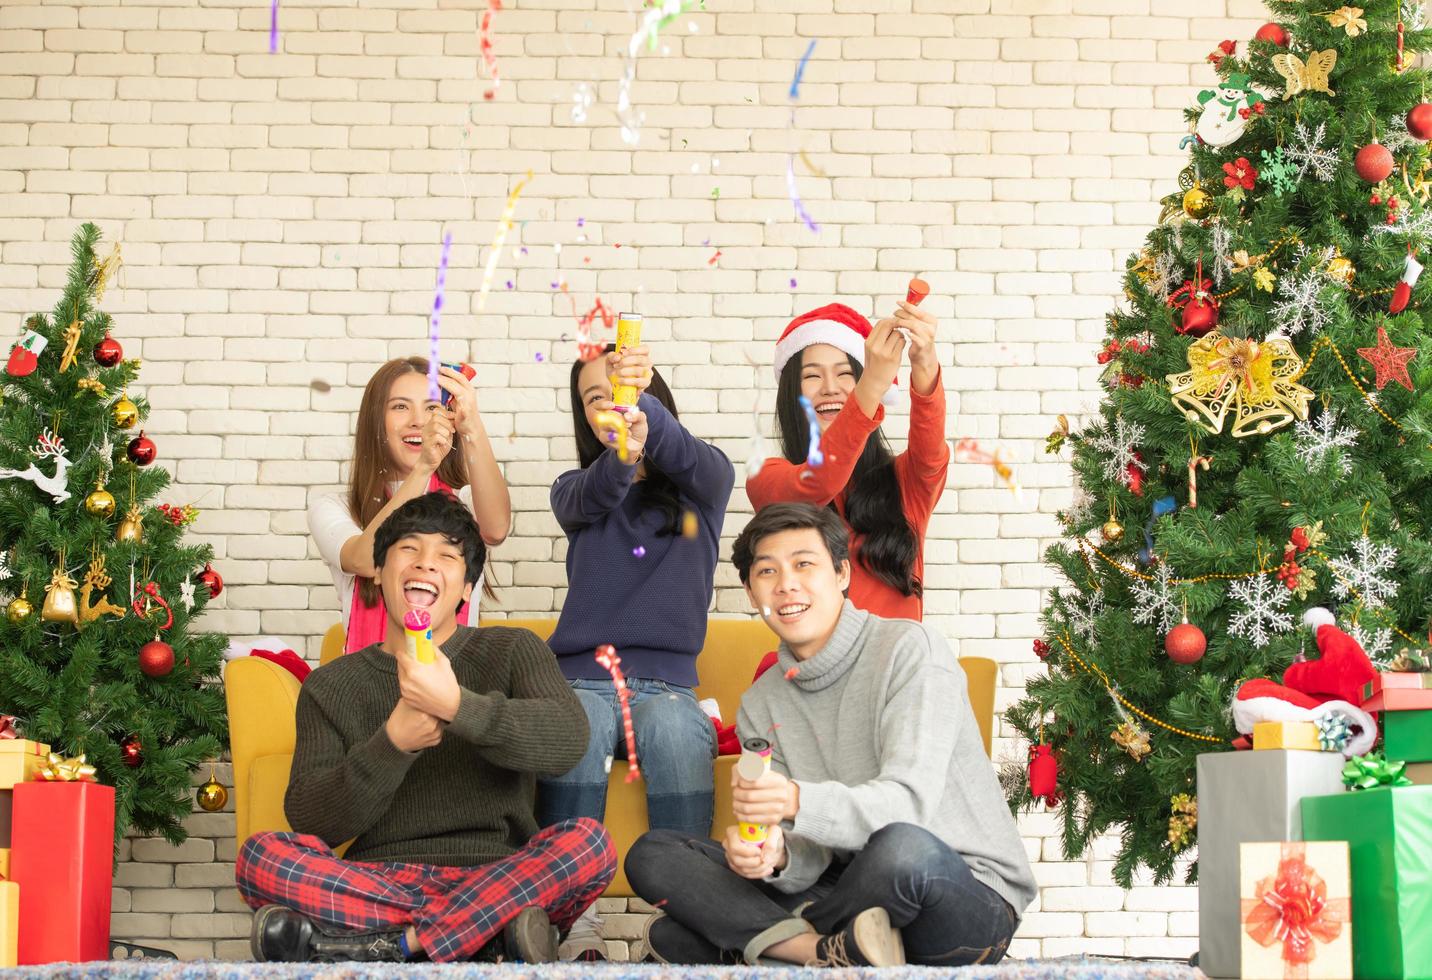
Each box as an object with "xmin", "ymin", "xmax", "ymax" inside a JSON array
[{"xmin": 548, "ymin": 393, "xmax": 735, "ymax": 688}]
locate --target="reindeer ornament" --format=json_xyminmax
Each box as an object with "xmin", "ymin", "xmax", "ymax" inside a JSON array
[{"xmin": 0, "ymin": 429, "xmax": 73, "ymax": 503}]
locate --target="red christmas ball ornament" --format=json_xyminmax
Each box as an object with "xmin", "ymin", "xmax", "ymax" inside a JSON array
[
  {"xmin": 121, "ymin": 735, "xmax": 142, "ymax": 768},
  {"xmin": 127, "ymin": 431, "xmax": 157, "ymax": 466},
  {"xmin": 1254, "ymin": 23, "xmax": 1289, "ymax": 47},
  {"xmin": 198, "ymin": 563, "xmax": 223, "ymax": 600},
  {"xmin": 1408, "ymin": 104, "xmax": 1432, "ymax": 142},
  {"xmin": 93, "ymin": 333, "xmax": 123, "ymax": 368},
  {"xmin": 1028, "ymin": 743, "xmax": 1061, "ymax": 806},
  {"xmin": 139, "ymin": 639, "xmax": 175, "ymax": 677},
  {"xmin": 1355, "ymin": 143, "xmax": 1395, "ymax": 183},
  {"xmin": 1165, "ymin": 623, "xmax": 1207, "ymax": 665},
  {"xmin": 1179, "ymin": 297, "xmax": 1219, "ymax": 337}
]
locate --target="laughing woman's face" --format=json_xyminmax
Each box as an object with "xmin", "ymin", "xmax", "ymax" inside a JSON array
[{"xmin": 799, "ymin": 344, "xmax": 857, "ymax": 431}]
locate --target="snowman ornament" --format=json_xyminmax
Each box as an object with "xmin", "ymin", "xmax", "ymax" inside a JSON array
[{"xmin": 1195, "ymin": 72, "xmax": 1260, "ymax": 148}]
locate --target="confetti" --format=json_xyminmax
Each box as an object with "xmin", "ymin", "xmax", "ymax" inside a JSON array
[
  {"xmin": 534, "ymin": 352, "xmax": 544, "ymax": 362},
  {"xmin": 789, "ymin": 278, "xmax": 798, "ymax": 288},
  {"xmin": 953, "ymin": 438, "xmax": 1022, "ymax": 500},
  {"xmin": 617, "ymin": 0, "xmax": 700, "ymax": 144},
  {"xmin": 784, "ymin": 667, "xmax": 800, "ymax": 681},
  {"xmin": 797, "ymin": 395, "xmax": 824, "ymax": 466},
  {"xmin": 681, "ymin": 510, "xmax": 698, "ymax": 538},
  {"xmin": 633, "ymin": 546, "xmax": 646, "ymax": 558},
  {"xmin": 475, "ymin": 170, "xmax": 532, "ymax": 314},
  {"xmin": 711, "ymin": 187, "xmax": 720, "ymax": 200},
  {"xmin": 505, "ymin": 279, "xmax": 513, "ymax": 289},
  {"xmin": 708, "ymin": 249, "xmax": 722, "ymax": 266},
  {"xmin": 269, "ymin": 0, "xmax": 279, "ymax": 53},
  {"xmin": 577, "ymin": 217, "xmax": 585, "ymax": 227},
  {"xmin": 596, "ymin": 645, "xmax": 641, "ymax": 782},
  {"xmin": 571, "ymin": 82, "xmax": 594, "ymax": 124},
  {"xmin": 309, "ymin": 378, "xmax": 332, "ymax": 393},
  {"xmin": 478, "ymin": 0, "xmax": 502, "ymax": 100},
  {"xmin": 428, "ymin": 231, "xmax": 454, "ymax": 403}
]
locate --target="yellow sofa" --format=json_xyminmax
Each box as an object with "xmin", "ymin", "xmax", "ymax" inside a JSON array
[{"xmin": 225, "ymin": 619, "xmax": 997, "ymax": 897}]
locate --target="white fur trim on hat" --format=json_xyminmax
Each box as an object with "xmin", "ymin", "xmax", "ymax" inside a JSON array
[
  {"xmin": 1231, "ymin": 693, "xmax": 1377, "ymax": 758},
  {"xmin": 1303, "ymin": 607, "xmax": 1336, "ymax": 631},
  {"xmin": 772, "ymin": 321, "xmax": 901, "ymax": 407}
]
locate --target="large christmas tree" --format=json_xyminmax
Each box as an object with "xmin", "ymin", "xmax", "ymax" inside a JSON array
[
  {"xmin": 0, "ymin": 223, "xmax": 227, "ymax": 844},
  {"xmin": 1005, "ymin": 0, "xmax": 1432, "ymax": 886}
]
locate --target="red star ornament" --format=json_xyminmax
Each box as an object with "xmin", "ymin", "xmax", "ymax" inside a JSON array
[{"xmin": 1357, "ymin": 326, "xmax": 1418, "ymax": 391}]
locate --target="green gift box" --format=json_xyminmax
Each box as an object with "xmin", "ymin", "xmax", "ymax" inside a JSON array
[
  {"xmin": 1384, "ymin": 710, "xmax": 1432, "ymax": 763},
  {"xmin": 1302, "ymin": 786, "xmax": 1432, "ymax": 979}
]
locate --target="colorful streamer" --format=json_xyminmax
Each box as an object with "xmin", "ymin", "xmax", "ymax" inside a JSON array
[
  {"xmin": 786, "ymin": 157, "xmax": 820, "ymax": 233},
  {"xmin": 269, "ymin": 0, "xmax": 279, "ymax": 53},
  {"xmin": 475, "ymin": 170, "xmax": 532, "ymax": 315},
  {"xmin": 429, "ymin": 232, "xmax": 453, "ymax": 403},
  {"xmin": 953, "ymin": 438, "xmax": 1021, "ymax": 499},
  {"xmin": 479, "ymin": 0, "xmax": 502, "ymax": 100},
  {"xmin": 786, "ymin": 40, "xmax": 820, "ymax": 232},
  {"xmin": 616, "ymin": 0, "xmax": 698, "ymax": 144},
  {"xmin": 595, "ymin": 644, "xmax": 640, "ymax": 782},
  {"xmin": 789, "ymin": 39, "xmax": 816, "ymax": 99},
  {"xmin": 797, "ymin": 395, "xmax": 824, "ymax": 466}
]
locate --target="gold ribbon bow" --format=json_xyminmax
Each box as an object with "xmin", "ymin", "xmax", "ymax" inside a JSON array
[
  {"xmin": 37, "ymin": 751, "xmax": 98, "ymax": 782},
  {"xmin": 1167, "ymin": 332, "xmax": 1313, "ymax": 438}
]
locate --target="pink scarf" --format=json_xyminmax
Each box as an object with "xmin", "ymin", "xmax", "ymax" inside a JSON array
[{"xmin": 344, "ymin": 474, "xmax": 472, "ymax": 654}]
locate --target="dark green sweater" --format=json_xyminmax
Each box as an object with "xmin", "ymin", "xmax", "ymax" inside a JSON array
[{"xmin": 284, "ymin": 625, "xmax": 589, "ymax": 866}]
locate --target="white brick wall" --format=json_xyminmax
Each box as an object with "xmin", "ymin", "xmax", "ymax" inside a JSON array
[{"xmin": 0, "ymin": 0, "xmax": 1250, "ymax": 960}]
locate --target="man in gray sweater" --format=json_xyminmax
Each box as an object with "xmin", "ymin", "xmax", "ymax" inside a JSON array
[{"xmin": 626, "ymin": 502, "xmax": 1036, "ymax": 967}]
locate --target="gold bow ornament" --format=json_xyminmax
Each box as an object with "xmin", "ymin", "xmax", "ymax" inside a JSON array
[
  {"xmin": 36, "ymin": 751, "xmax": 98, "ymax": 782},
  {"xmin": 1167, "ymin": 332, "xmax": 1314, "ymax": 438}
]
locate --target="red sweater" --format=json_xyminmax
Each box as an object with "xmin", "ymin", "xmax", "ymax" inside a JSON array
[{"xmin": 746, "ymin": 372, "xmax": 949, "ymax": 621}]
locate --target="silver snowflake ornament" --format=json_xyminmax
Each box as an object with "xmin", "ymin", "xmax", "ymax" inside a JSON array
[
  {"xmin": 1328, "ymin": 534, "xmax": 1399, "ymax": 608},
  {"xmin": 1229, "ymin": 574, "xmax": 1294, "ymax": 648},
  {"xmin": 1348, "ymin": 622, "xmax": 1394, "ymax": 665},
  {"xmin": 1063, "ymin": 586, "xmax": 1105, "ymax": 643},
  {"xmin": 1285, "ymin": 121, "xmax": 1339, "ymax": 183},
  {"xmin": 1293, "ymin": 408, "xmax": 1358, "ymax": 474},
  {"xmin": 1087, "ymin": 414, "xmax": 1148, "ymax": 489},
  {"xmin": 1270, "ymin": 267, "xmax": 1334, "ymax": 337},
  {"xmin": 1209, "ymin": 221, "xmax": 1234, "ymax": 289},
  {"xmin": 1131, "ymin": 563, "xmax": 1182, "ymax": 634},
  {"xmin": 179, "ymin": 579, "xmax": 197, "ymax": 612}
]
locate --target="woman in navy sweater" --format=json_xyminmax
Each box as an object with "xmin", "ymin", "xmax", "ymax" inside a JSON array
[{"xmin": 539, "ymin": 342, "xmax": 734, "ymax": 841}]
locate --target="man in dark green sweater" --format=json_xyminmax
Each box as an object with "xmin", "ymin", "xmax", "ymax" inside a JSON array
[{"xmin": 237, "ymin": 492, "xmax": 615, "ymax": 963}]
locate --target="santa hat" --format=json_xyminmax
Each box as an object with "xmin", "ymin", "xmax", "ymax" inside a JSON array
[
  {"xmin": 1230, "ymin": 610, "xmax": 1378, "ymax": 757},
  {"xmin": 773, "ymin": 303, "xmax": 900, "ymax": 405}
]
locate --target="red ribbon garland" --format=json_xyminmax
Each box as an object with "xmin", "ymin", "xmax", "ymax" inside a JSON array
[{"xmin": 594, "ymin": 644, "xmax": 640, "ymax": 782}]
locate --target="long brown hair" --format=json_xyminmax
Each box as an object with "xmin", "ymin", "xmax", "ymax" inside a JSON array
[{"xmin": 349, "ymin": 357, "xmax": 472, "ymax": 606}]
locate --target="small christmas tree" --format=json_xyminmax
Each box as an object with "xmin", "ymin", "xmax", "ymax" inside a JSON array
[
  {"xmin": 0, "ymin": 223, "xmax": 227, "ymax": 845},
  {"xmin": 1005, "ymin": 1, "xmax": 1432, "ymax": 886}
]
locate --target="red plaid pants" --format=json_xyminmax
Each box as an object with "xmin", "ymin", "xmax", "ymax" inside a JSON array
[{"xmin": 236, "ymin": 818, "xmax": 615, "ymax": 962}]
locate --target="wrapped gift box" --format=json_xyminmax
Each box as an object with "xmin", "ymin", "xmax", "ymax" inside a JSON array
[
  {"xmin": 1302, "ymin": 786, "xmax": 1432, "ymax": 979},
  {"xmin": 1197, "ymin": 749, "xmax": 1347, "ymax": 980},
  {"xmin": 9, "ymin": 781, "xmax": 113, "ymax": 964},
  {"xmin": 1, "ymin": 878, "xmax": 16, "ymax": 968},
  {"xmin": 1254, "ymin": 722, "xmax": 1323, "ymax": 751},
  {"xmin": 1363, "ymin": 689, "xmax": 1432, "ymax": 713},
  {"xmin": 0, "ymin": 741, "xmax": 48, "ymax": 790},
  {"xmin": 1363, "ymin": 672, "xmax": 1432, "ymax": 701},
  {"xmin": 1239, "ymin": 841, "xmax": 1352, "ymax": 979},
  {"xmin": 1383, "ymin": 710, "xmax": 1432, "ymax": 763},
  {"xmin": 1404, "ymin": 762, "xmax": 1432, "ymax": 785}
]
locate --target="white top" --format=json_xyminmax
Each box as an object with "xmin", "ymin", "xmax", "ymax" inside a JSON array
[{"xmin": 308, "ymin": 483, "xmax": 481, "ymax": 628}]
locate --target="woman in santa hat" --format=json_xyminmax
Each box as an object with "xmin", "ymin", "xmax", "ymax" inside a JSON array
[{"xmin": 747, "ymin": 299, "xmax": 947, "ymax": 621}]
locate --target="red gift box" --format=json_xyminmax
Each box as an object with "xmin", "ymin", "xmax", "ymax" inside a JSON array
[
  {"xmin": 9, "ymin": 781, "xmax": 113, "ymax": 964},
  {"xmin": 1362, "ymin": 687, "xmax": 1432, "ymax": 713},
  {"xmin": 1362, "ymin": 672, "xmax": 1432, "ymax": 701}
]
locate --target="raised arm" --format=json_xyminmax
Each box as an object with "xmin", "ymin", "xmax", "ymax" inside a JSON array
[
  {"xmin": 638, "ymin": 393, "xmax": 735, "ymax": 510},
  {"xmin": 549, "ymin": 451, "xmax": 638, "ymax": 533}
]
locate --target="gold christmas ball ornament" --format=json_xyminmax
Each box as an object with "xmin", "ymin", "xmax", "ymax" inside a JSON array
[
  {"xmin": 85, "ymin": 482, "xmax": 116, "ymax": 518},
  {"xmin": 1182, "ymin": 186, "xmax": 1213, "ymax": 218},
  {"xmin": 196, "ymin": 768, "xmax": 229, "ymax": 812},
  {"xmin": 1102, "ymin": 519, "xmax": 1126, "ymax": 543},
  {"xmin": 6, "ymin": 596, "xmax": 33, "ymax": 624},
  {"xmin": 116, "ymin": 505, "xmax": 144, "ymax": 544},
  {"xmin": 112, "ymin": 395, "xmax": 139, "ymax": 430},
  {"xmin": 1326, "ymin": 256, "xmax": 1355, "ymax": 285}
]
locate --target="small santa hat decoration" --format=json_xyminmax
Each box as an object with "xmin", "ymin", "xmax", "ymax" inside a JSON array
[
  {"xmin": 773, "ymin": 303, "xmax": 900, "ymax": 405},
  {"xmin": 1390, "ymin": 252, "xmax": 1423, "ymax": 315},
  {"xmin": 1230, "ymin": 608, "xmax": 1378, "ymax": 757}
]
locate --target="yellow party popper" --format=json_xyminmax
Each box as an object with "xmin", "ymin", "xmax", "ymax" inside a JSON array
[
  {"xmin": 403, "ymin": 609, "xmax": 435, "ymax": 664},
  {"xmin": 611, "ymin": 312, "xmax": 643, "ymax": 407},
  {"xmin": 736, "ymin": 737, "xmax": 774, "ymax": 846}
]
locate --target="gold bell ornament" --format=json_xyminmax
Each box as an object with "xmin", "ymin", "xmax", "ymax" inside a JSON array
[
  {"xmin": 85, "ymin": 480, "xmax": 116, "ymax": 518},
  {"xmin": 41, "ymin": 564, "xmax": 79, "ymax": 625},
  {"xmin": 112, "ymin": 394, "xmax": 138, "ymax": 430},
  {"xmin": 116, "ymin": 504, "xmax": 143, "ymax": 544},
  {"xmin": 196, "ymin": 767, "xmax": 229, "ymax": 812}
]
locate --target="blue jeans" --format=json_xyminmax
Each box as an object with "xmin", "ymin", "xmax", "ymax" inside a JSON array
[
  {"xmin": 538, "ymin": 679, "xmax": 716, "ymax": 838},
  {"xmin": 626, "ymin": 823, "xmax": 1017, "ymax": 966}
]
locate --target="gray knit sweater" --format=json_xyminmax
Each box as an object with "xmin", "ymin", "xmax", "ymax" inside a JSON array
[{"xmin": 737, "ymin": 602, "xmax": 1037, "ymax": 916}]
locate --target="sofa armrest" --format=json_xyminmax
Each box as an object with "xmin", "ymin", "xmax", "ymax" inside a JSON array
[{"xmin": 225, "ymin": 657, "xmax": 301, "ymax": 844}]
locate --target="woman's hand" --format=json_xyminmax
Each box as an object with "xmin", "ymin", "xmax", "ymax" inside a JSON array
[
  {"xmin": 892, "ymin": 300, "xmax": 940, "ymax": 395},
  {"xmin": 609, "ymin": 345, "xmax": 653, "ymax": 395},
  {"xmin": 436, "ymin": 365, "xmax": 481, "ymax": 440},
  {"xmin": 852, "ymin": 316, "xmax": 906, "ymax": 415},
  {"xmin": 595, "ymin": 401, "xmax": 648, "ymax": 463},
  {"xmin": 418, "ymin": 409, "xmax": 455, "ymax": 471}
]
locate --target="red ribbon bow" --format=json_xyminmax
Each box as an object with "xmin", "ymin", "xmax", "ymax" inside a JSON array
[
  {"xmin": 1167, "ymin": 277, "xmax": 1213, "ymax": 310},
  {"xmin": 132, "ymin": 581, "xmax": 174, "ymax": 630},
  {"xmin": 1242, "ymin": 844, "xmax": 1349, "ymax": 972}
]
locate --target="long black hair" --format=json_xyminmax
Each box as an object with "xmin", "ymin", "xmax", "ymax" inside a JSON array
[
  {"xmin": 569, "ymin": 344, "xmax": 684, "ymax": 536},
  {"xmin": 774, "ymin": 353, "xmax": 922, "ymax": 597}
]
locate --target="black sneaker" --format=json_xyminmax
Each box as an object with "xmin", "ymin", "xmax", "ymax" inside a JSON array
[
  {"xmin": 809, "ymin": 907, "xmax": 905, "ymax": 968},
  {"xmin": 250, "ymin": 905, "xmax": 405, "ymax": 963},
  {"xmin": 640, "ymin": 911, "xmax": 742, "ymax": 966},
  {"xmin": 501, "ymin": 906, "xmax": 559, "ymax": 964}
]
